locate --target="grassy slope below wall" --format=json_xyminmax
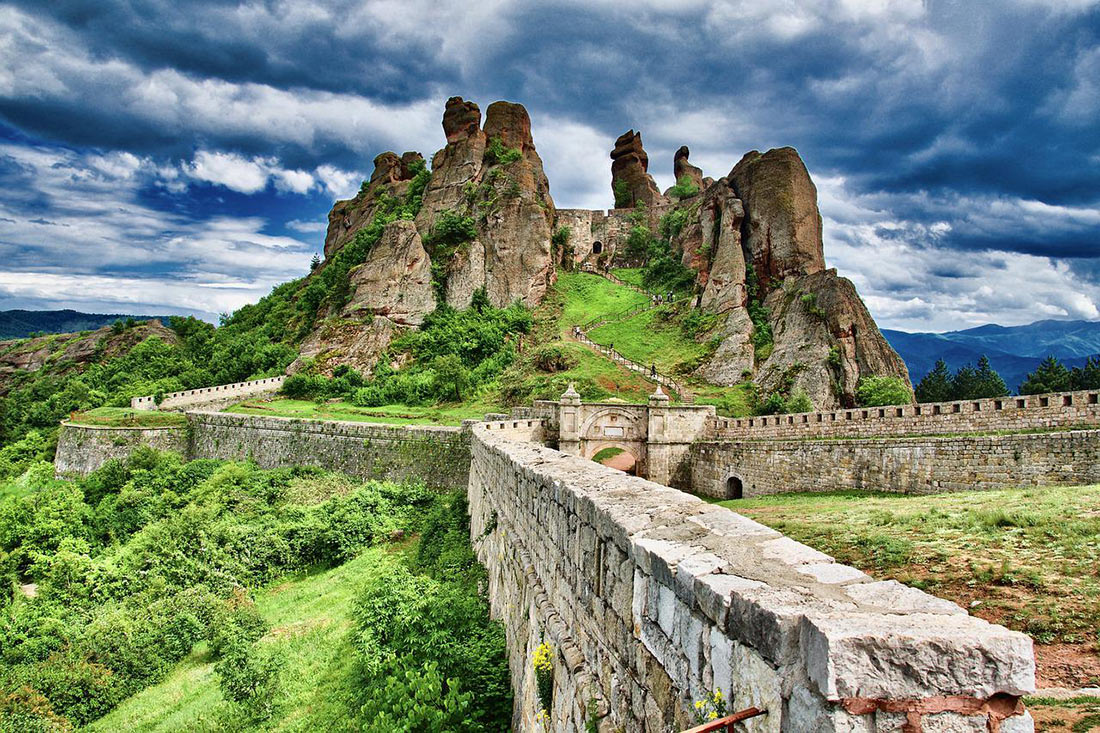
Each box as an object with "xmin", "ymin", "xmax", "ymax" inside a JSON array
[
  {"xmin": 713, "ymin": 486, "xmax": 1100, "ymax": 696},
  {"xmin": 89, "ymin": 549, "xmax": 391, "ymax": 732}
]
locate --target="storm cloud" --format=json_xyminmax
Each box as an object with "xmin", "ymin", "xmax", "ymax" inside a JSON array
[{"xmin": 0, "ymin": 0, "xmax": 1097, "ymax": 328}]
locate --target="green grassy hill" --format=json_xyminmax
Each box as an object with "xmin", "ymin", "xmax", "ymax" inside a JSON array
[{"xmin": 88, "ymin": 550, "xmax": 393, "ymax": 732}]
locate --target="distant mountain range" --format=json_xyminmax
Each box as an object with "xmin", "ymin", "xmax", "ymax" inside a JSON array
[
  {"xmin": 883, "ymin": 319, "xmax": 1100, "ymax": 392},
  {"xmin": 0, "ymin": 309, "xmax": 168, "ymax": 340}
]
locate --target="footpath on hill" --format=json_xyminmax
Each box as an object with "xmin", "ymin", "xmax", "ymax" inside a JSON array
[{"xmin": 558, "ymin": 270, "xmax": 697, "ymax": 403}]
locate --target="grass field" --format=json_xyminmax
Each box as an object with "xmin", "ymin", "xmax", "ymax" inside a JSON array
[
  {"xmin": 89, "ymin": 548, "xmax": 402, "ymax": 732},
  {"xmin": 588, "ymin": 306, "xmax": 709, "ymax": 375},
  {"xmin": 68, "ymin": 406, "xmax": 189, "ymax": 427},
  {"xmin": 715, "ymin": 486, "xmax": 1100, "ymax": 695},
  {"xmin": 555, "ymin": 271, "xmax": 649, "ymax": 335},
  {"xmin": 226, "ymin": 398, "xmax": 488, "ymax": 425},
  {"xmin": 610, "ymin": 267, "xmax": 647, "ymax": 290}
]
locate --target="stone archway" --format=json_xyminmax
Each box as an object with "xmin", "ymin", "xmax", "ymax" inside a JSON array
[
  {"xmin": 587, "ymin": 441, "xmax": 639, "ymax": 475},
  {"xmin": 725, "ymin": 474, "xmax": 744, "ymax": 499},
  {"xmin": 592, "ymin": 240, "xmax": 603, "ymax": 254}
]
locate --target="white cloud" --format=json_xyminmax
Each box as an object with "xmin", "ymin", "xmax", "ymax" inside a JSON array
[
  {"xmin": 286, "ymin": 219, "xmax": 328, "ymax": 233},
  {"xmin": 185, "ymin": 151, "xmax": 272, "ymax": 194},
  {"xmin": 0, "ymin": 141, "xmax": 314, "ymax": 316}
]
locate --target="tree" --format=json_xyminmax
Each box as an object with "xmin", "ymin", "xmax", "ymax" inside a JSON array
[
  {"xmin": 432, "ymin": 355, "xmax": 469, "ymax": 402},
  {"xmin": 972, "ymin": 356, "xmax": 1008, "ymax": 398},
  {"xmin": 310, "ymin": 253, "xmax": 321, "ymax": 271},
  {"xmin": 915, "ymin": 360, "xmax": 953, "ymax": 403},
  {"xmin": 1020, "ymin": 356, "xmax": 1072, "ymax": 395},
  {"xmin": 856, "ymin": 375, "xmax": 912, "ymax": 407},
  {"xmin": 1070, "ymin": 355, "xmax": 1100, "ymax": 390}
]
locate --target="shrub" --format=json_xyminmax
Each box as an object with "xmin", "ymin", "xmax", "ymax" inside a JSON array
[
  {"xmin": 483, "ymin": 136, "xmax": 522, "ymax": 166},
  {"xmin": 667, "ymin": 175, "xmax": 699, "ymax": 199},
  {"xmin": 215, "ymin": 639, "xmax": 282, "ymax": 720},
  {"xmin": 532, "ymin": 344, "xmax": 578, "ymax": 373},
  {"xmin": 856, "ymin": 375, "xmax": 912, "ymax": 407},
  {"xmin": 613, "ymin": 179, "xmax": 632, "ymax": 209}
]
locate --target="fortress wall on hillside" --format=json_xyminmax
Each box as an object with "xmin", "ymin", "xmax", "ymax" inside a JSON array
[
  {"xmin": 131, "ymin": 376, "xmax": 285, "ymax": 412},
  {"xmin": 187, "ymin": 412, "xmax": 471, "ymax": 491},
  {"xmin": 709, "ymin": 389, "xmax": 1100, "ymax": 441},
  {"xmin": 55, "ymin": 411, "xmax": 473, "ymax": 490},
  {"xmin": 691, "ymin": 429, "xmax": 1100, "ymax": 499},
  {"xmin": 55, "ymin": 423, "xmax": 190, "ymax": 477},
  {"xmin": 468, "ymin": 419, "xmax": 1035, "ymax": 733}
]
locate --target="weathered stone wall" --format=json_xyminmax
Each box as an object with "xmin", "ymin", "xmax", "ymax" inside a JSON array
[
  {"xmin": 55, "ymin": 411, "xmax": 472, "ymax": 490},
  {"xmin": 55, "ymin": 423, "xmax": 190, "ymax": 477},
  {"xmin": 691, "ymin": 429, "xmax": 1100, "ymax": 499},
  {"xmin": 468, "ymin": 420, "xmax": 1035, "ymax": 732},
  {"xmin": 131, "ymin": 376, "xmax": 285, "ymax": 412},
  {"xmin": 710, "ymin": 389, "xmax": 1100, "ymax": 441},
  {"xmin": 188, "ymin": 412, "xmax": 470, "ymax": 490}
]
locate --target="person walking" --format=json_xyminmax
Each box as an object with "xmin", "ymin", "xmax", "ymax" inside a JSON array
[{"xmin": 650, "ymin": 363, "xmax": 656, "ymax": 377}]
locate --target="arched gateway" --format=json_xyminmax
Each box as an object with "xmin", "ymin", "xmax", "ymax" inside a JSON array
[{"xmin": 551, "ymin": 383, "xmax": 715, "ymax": 484}]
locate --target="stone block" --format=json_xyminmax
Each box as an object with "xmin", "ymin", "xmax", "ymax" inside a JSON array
[
  {"xmin": 801, "ymin": 613, "xmax": 1035, "ymax": 700},
  {"xmin": 845, "ymin": 580, "xmax": 965, "ymax": 616}
]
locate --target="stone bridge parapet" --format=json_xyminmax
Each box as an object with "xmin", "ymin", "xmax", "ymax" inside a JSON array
[{"xmin": 467, "ymin": 420, "xmax": 1036, "ymax": 732}]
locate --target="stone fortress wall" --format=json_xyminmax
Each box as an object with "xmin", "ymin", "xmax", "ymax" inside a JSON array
[
  {"xmin": 468, "ymin": 417, "xmax": 1035, "ymax": 732},
  {"xmin": 130, "ymin": 376, "xmax": 285, "ymax": 412},
  {"xmin": 692, "ymin": 429, "xmax": 1100, "ymax": 498},
  {"xmin": 690, "ymin": 389, "xmax": 1100, "ymax": 498},
  {"xmin": 709, "ymin": 389, "xmax": 1100, "ymax": 440},
  {"xmin": 57, "ymin": 411, "xmax": 472, "ymax": 491},
  {"xmin": 55, "ymin": 423, "xmax": 191, "ymax": 477}
]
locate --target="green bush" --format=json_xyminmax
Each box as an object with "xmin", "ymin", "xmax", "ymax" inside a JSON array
[
  {"xmin": 667, "ymin": 175, "xmax": 699, "ymax": 199},
  {"xmin": 856, "ymin": 375, "xmax": 912, "ymax": 407},
  {"xmin": 483, "ymin": 136, "xmax": 522, "ymax": 166}
]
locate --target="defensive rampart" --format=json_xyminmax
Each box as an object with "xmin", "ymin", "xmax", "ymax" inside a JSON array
[
  {"xmin": 130, "ymin": 376, "xmax": 285, "ymax": 412},
  {"xmin": 54, "ymin": 423, "xmax": 190, "ymax": 477},
  {"xmin": 709, "ymin": 389, "xmax": 1100, "ymax": 441},
  {"xmin": 692, "ymin": 429, "xmax": 1100, "ymax": 498},
  {"xmin": 56, "ymin": 411, "xmax": 473, "ymax": 490},
  {"xmin": 468, "ymin": 419, "xmax": 1035, "ymax": 732}
]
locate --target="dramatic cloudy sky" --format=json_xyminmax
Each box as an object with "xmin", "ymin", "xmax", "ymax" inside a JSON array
[{"xmin": 0, "ymin": 0, "xmax": 1097, "ymax": 331}]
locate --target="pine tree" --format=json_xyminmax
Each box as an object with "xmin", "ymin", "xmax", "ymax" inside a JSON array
[
  {"xmin": 1071, "ymin": 356, "xmax": 1100, "ymax": 390},
  {"xmin": 1020, "ymin": 355, "xmax": 1072, "ymax": 395},
  {"xmin": 310, "ymin": 253, "xmax": 321, "ymax": 271},
  {"xmin": 915, "ymin": 359, "xmax": 953, "ymax": 403},
  {"xmin": 973, "ymin": 355, "xmax": 1008, "ymax": 398},
  {"xmin": 952, "ymin": 364, "xmax": 980, "ymax": 399}
]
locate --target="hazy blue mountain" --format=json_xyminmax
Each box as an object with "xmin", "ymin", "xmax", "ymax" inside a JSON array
[
  {"xmin": 0, "ymin": 309, "xmax": 166, "ymax": 339},
  {"xmin": 883, "ymin": 319, "xmax": 1100, "ymax": 392}
]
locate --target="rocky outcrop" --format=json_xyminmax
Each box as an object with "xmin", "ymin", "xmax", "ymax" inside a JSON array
[
  {"xmin": 324, "ymin": 151, "xmax": 425, "ymax": 258},
  {"xmin": 420, "ymin": 98, "xmax": 555, "ymax": 309},
  {"xmin": 754, "ymin": 270, "xmax": 911, "ymax": 408},
  {"xmin": 672, "ymin": 145, "xmax": 703, "ymax": 193},
  {"xmin": 307, "ymin": 97, "xmax": 555, "ymax": 375},
  {"xmin": 611, "ymin": 130, "xmax": 664, "ymax": 209},
  {"xmin": 729, "ymin": 147, "xmax": 825, "ymax": 292},
  {"xmin": 663, "ymin": 147, "xmax": 910, "ymax": 408},
  {"xmin": 345, "ymin": 220, "xmax": 436, "ymax": 326}
]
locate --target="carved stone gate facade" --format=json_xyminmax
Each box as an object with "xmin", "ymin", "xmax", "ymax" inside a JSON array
[{"xmin": 550, "ymin": 384, "xmax": 715, "ymax": 486}]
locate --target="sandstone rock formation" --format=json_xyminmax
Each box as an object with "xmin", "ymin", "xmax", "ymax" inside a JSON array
[
  {"xmin": 436, "ymin": 100, "xmax": 555, "ymax": 309},
  {"xmin": 729, "ymin": 147, "xmax": 826, "ymax": 292},
  {"xmin": 345, "ymin": 220, "xmax": 436, "ymax": 326},
  {"xmin": 310, "ymin": 96, "xmax": 555, "ymax": 374},
  {"xmin": 672, "ymin": 145, "xmax": 703, "ymax": 193},
  {"xmin": 324, "ymin": 151, "xmax": 425, "ymax": 259},
  {"xmin": 661, "ymin": 147, "xmax": 909, "ymax": 407},
  {"xmin": 610, "ymin": 130, "xmax": 664, "ymax": 209}
]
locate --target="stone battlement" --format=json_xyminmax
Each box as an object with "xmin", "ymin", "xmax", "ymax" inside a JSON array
[
  {"xmin": 130, "ymin": 376, "xmax": 285, "ymax": 411},
  {"xmin": 467, "ymin": 420, "xmax": 1035, "ymax": 731},
  {"xmin": 709, "ymin": 389, "xmax": 1100, "ymax": 441}
]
